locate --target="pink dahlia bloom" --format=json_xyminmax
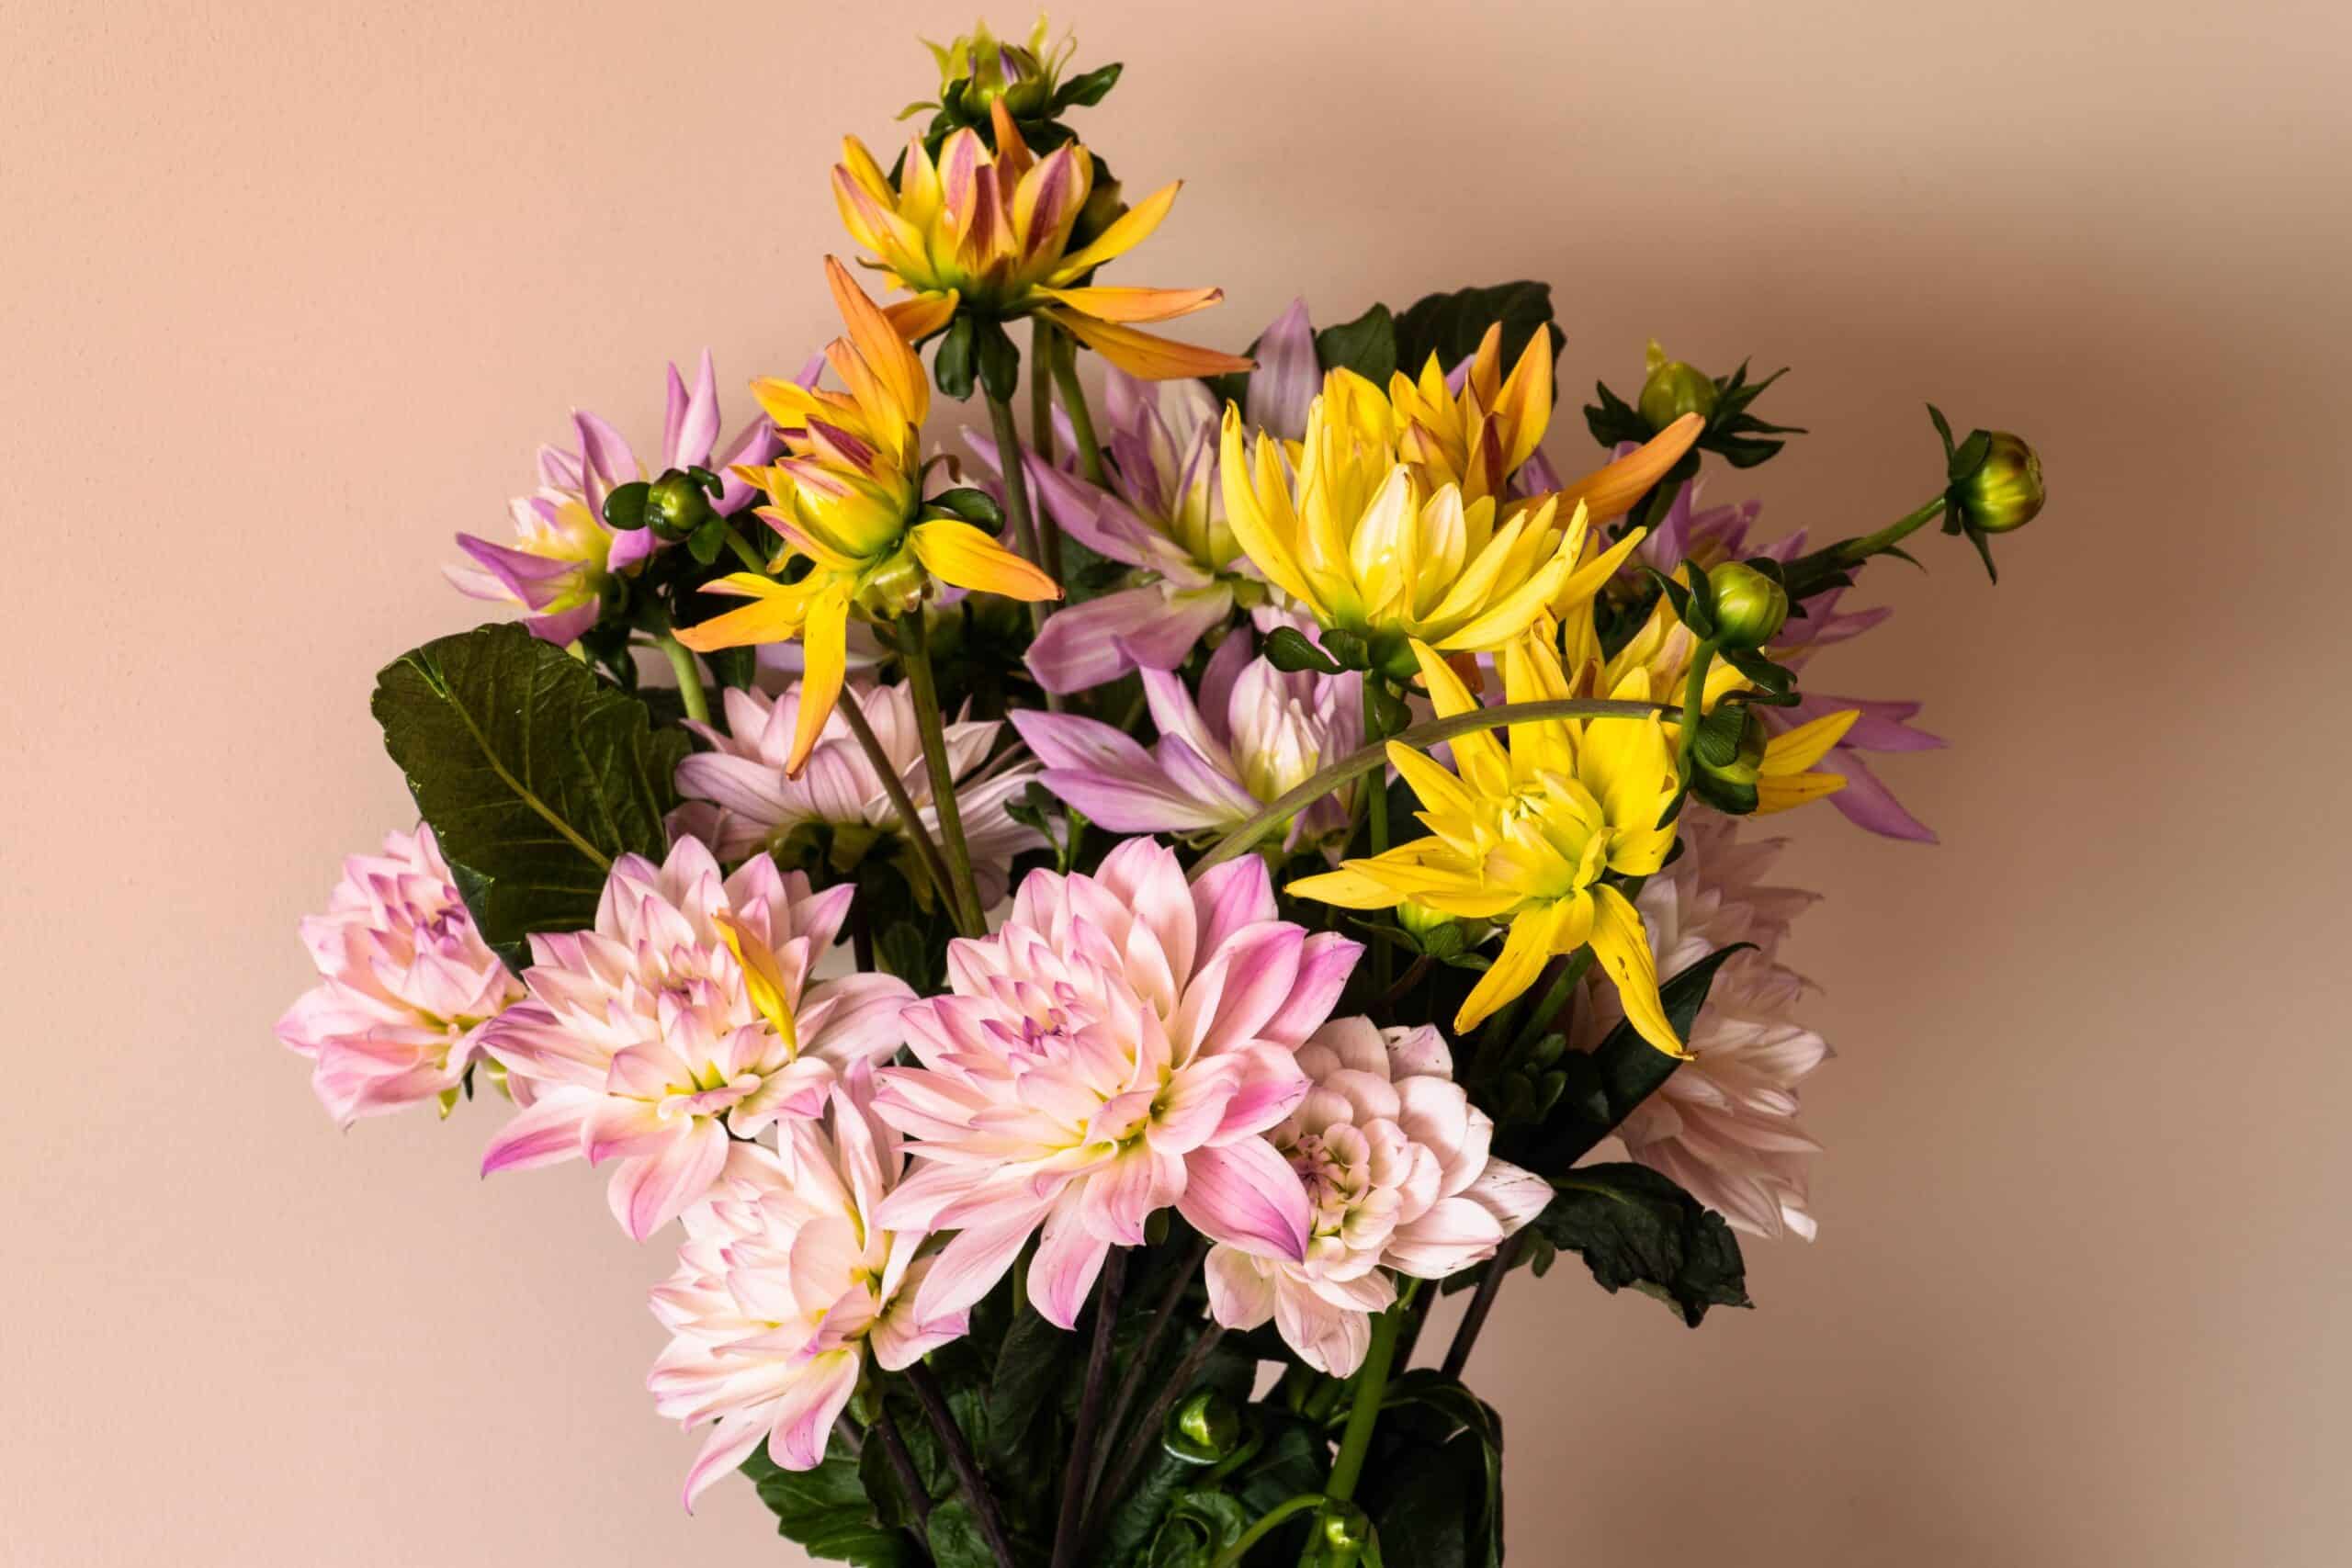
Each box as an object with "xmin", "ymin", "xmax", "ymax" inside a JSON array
[
  {"xmin": 649, "ymin": 1074, "xmax": 967, "ymax": 1508},
  {"xmin": 668, "ymin": 681, "xmax": 1045, "ymax": 908},
  {"xmin": 479, "ymin": 838, "xmax": 912, "ymax": 1240},
  {"xmin": 447, "ymin": 350, "xmax": 785, "ymax": 644},
  {"xmin": 277, "ymin": 825, "xmax": 523, "ymax": 1127},
  {"xmin": 871, "ymin": 839, "xmax": 1363, "ymax": 1328},
  {"xmin": 1011, "ymin": 626, "xmax": 1363, "ymax": 858},
  {"xmin": 1204, "ymin": 1018, "xmax": 1549, "ymax": 1373},
  {"xmin": 1573, "ymin": 814, "xmax": 1832, "ymax": 1239}
]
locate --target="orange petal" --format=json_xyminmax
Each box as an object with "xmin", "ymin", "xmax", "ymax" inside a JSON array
[
  {"xmin": 909, "ymin": 520, "xmax": 1061, "ymax": 601},
  {"xmin": 824, "ymin": 255, "xmax": 927, "ymax": 428},
  {"xmin": 1034, "ymin": 285, "xmax": 1223, "ymax": 323},
  {"xmin": 1045, "ymin": 309, "xmax": 1253, "ymax": 381},
  {"xmin": 1551, "ymin": 413, "xmax": 1702, "ymax": 524},
  {"xmin": 883, "ymin": 291, "xmax": 961, "ymax": 344}
]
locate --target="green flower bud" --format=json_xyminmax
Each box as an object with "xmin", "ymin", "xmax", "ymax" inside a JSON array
[
  {"xmin": 645, "ymin": 470, "xmax": 716, "ymax": 542},
  {"xmin": 1162, "ymin": 1390, "xmax": 1242, "ymax": 1465},
  {"xmin": 1954, "ymin": 431, "xmax": 2044, "ymax": 534},
  {"xmin": 1706, "ymin": 561, "xmax": 1790, "ymax": 651},
  {"xmin": 1689, "ymin": 703, "xmax": 1769, "ymax": 815},
  {"xmin": 1638, "ymin": 346, "xmax": 1719, "ymax": 434},
  {"xmin": 1312, "ymin": 1501, "xmax": 1374, "ymax": 1564},
  {"xmin": 854, "ymin": 549, "xmax": 929, "ymax": 620},
  {"xmin": 1396, "ymin": 899, "xmax": 1459, "ymax": 947}
]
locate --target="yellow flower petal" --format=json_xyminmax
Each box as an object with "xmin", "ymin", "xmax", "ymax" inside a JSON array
[
  {"xmin": 1044, "ymin": 309, "xmax": 1253, "ymax": 380},
  {"xmin": 1455, "ymin": 896, "xmax": 1586, "ymax": 1032},
  {"xmin": 1760, "ymin": 709, "xmax": 1861, "ymax": 775},
  {"xmin": 909, "ymin": 520, "xmax": 1061, "ymax": 601},
  {"xmin": 787, "ymin": 587, "xmax": 853, "ymax": 777},
  {"xmin": 1755, "ymin": 773, "xmax": 1849, "ymax": 814},
  {"xmin": 1589, "ymin": 884, "xmax": 1686, "ymax": 1057},
  {"xmin": 1034, "ymin": 285, "xmax": 1224, "ymax": 323},
  {"xmin": 1047, "ymin": 180, "xmax": 1182, "ymax": 281},
  {"xmin": 1385, "ymin": 741, "xmax": 1478, "ymax": 820},
  {"xmin": 673, "ymin": 575, "xmax": 809, "ymax": 652},
  {"xmin": 883, "ymin": 290, "xmax": 961, "ymax": 343},
  {"xmin": 1285, "ymin": 866, "xmax": 1401, "ymax": 910},
  {"xmin": 1217, "ymin": 410, "xmax": 1315, "ymax": 606}
]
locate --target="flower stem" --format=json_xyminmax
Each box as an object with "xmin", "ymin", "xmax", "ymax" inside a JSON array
[
  {"xmin": 1030, "ymin": 316, "xmax": 1059, "ymax": 469},
  {"xmin": 1050, "ymin": 1248, "xmax": 1127, "ymax": 1568},
  {"xmin": 1324, "ymin": 1286, "xmax": 1409, "ymax": 1504},
  {"xmin": 903, "ymin": 1362, "xmax": 1018, "ymax": 1568},
  {"xmin": 1049, "ymin": 330, "xmax": 1109, "ymax": 490},
  {"xmin": 1511, "ymin": 948, "xmax": 1593, "ymax": 1055},
  {"xmin": 834, "ymin": 688, "xmax": 971, "ymax": 939},
  {"xmin": 1675, "ymin": 637, "xmax": 1718, "ymax": 777},
  {"xmin": 1781, "ymin": 493, "xmax": 1948, "ymax": 600},
  {"xmin": 898, "ymin": 613, "xmax": 989, "ymax": 935},
  {"xmin": 1212, "ymin": 1495, "xmax": 1328, "ymax": 1568},
  {"xmin": 652, "ymin": 634, "xmax": 708, "ymax": 725},
  {"xmin": 859, "ymin": 1405, "xmax": 933, "ymax": 1529},
  {"xmin": 1441, "ymin": 1232, "xmax": 1525, "ymax": 1382},
  {"xmin": 1087, "ymin": 1237, "xmax": 1208, "ymax": 1506},
  {"xmin": 719, "ymin": 523, "xmax": 769, "ymax": 574},
  {"xmin": 1190, "ymin": 697, "xmax": 1680, "ymax": 883},
  {"xmin": 984, "ymin": 392, "xmax": 1051, "ymax": 614},
  {"xmin": 1086, "ymin": 1325, "xmax": 1226, "ymax": 1552}
]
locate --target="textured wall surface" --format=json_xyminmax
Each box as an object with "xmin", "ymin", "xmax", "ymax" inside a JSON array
[{"xmin": 5, "ymin": 1, "xmax": 2346, "ymax": 1563}]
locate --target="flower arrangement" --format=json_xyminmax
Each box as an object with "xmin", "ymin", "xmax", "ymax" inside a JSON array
[{"xmin": 280, "ymin": 17, "xmax": 2049, "ymax": 1565}]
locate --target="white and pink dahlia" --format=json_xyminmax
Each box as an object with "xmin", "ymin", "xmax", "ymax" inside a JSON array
[
  {"xmin": 650, "ymin": 1074, "xmax": 966, "ymax": 1507},
  {"xmin": 1575, "ymin": 813, "xmax": 1832, "ymax": 1239},
  {"xmin": 277, "ymin": 825, "xmax": 523, "ymax": 1126},
  {"xmin": 667, "ymin": 681, "xmax": 1044, "ymax": 908},
  {"xmin": 1204, "ymin": 1019, "xmax": 1549, "ymax": 1373},
  {"xmin": 479, "ymin": 837, "xmax": 912, "ymax": 1239},
  {"xmin": 871, "ymin": 839, "xmax": 1363, "ymax": 1327}
]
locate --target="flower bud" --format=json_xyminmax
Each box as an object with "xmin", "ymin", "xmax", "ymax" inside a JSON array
[
  {"xmin": 645, "ymin": 470, "xmax": 716, "ymax": 542},
  {"xmin": 854, "ymin": 549, "xmax": 929, "ymax": 620},
  {"xmin": 1638, "ymin": 355, "xmax": 1719, "ymax": 434},
  {"xmin": 1954, "ymin": 431, "xmax": 2044, "ymax": 534},
  {"xmin": 933, "ymin": 18, "xmax": 1065, "ymax": 121},
  {"xmin": 1689, "ymin": 704, "xmax": 1770, "ymax": 815},
  {"xmin": 1162, "ymin": 1389, "xmax": 1243, "ymax": 1465},
  {"xmin": 1705, "ymin": 561, "xmax": 1789, "ymax": 650}
]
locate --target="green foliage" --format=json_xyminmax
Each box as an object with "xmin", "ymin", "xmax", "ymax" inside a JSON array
[
  {"xmin": 1314, "ymin": 302, "xmax": 1398, "ymax": 385},
  {"xmin": 1359, "ymin": 1371, "xmax": 1503, "ymax": 1568},
  {"xmin": 1586, "ymin": 356, "xmax": 1804, "ymax": 468},
  {"xmin": 1533, "ymin": 1163, "xmax": 1752, "ymax": 1326},
  {"xmin": 924, "ymin": 1500, "xmax": 998, "ymax": 1568},
  {"xmin": 1143, "ymin": 1490, "xmax": 1251, "ymax": 1565},
  {"xmin": 740, "ymin": 1443, "xmax": 916, "ymax": 1568},
  {"xmin": 371, "ymin": 622, "xmax": 684, "ymax": 966},
  {"xmin": 1392, "ymin": 281, "xmax": 1564, "ymax": 379}
]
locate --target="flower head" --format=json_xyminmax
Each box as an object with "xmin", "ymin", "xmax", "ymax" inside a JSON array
[
  {"xmin": 669, "ymin": 680, "xmax": 1045, "ymax": 908},
  {"xmin": 1204, "ymin": 1018, "xmax": 1548, "ymax": 1373},
  {"xmin": 1219, "ymin": 328, "xmax": 1697, "ymax": 674},
  {"xmin": 650, "ymin": 1075, "xmax": 968, "ymax": 1506},
  {"xmin": 479, "ymin": 837, "xmax": 913, "ymax": 1239},
  {"xmin": 448, "ymin": 351, "xmax": 779, "ymax": 644},
  {"xmin": 1571, "ymin": 815, "xmax": 1830, "ymax": 1239},
  {"xmin": 674, "ymin": 258, "xmax": 1059, "ymax": 774},
  {"xmin": 912, "ymin": 14, "xmax": 1076, "ymax": 123},
  {"xmin": 870, "ymin": 840, "xmax": 1363, "ymax": 1327},
  {"xmin": 1291, "ymin": 635, "xmax": 1684, "ymax": 1047},
  {"xmin": 1017, "ymin": 300, "xmax": 1316, "ymax": 692},
  {"xmin": 833, "ymin": 100, "xmax": 1252, "ymax": 380},
  {"xmin": 1012, "ymin": 626, "xmax": 1363, "ymax": 856},
  {"xmin": 277, "ymin": 826, "xmax": 523, "ymax": 1126}
]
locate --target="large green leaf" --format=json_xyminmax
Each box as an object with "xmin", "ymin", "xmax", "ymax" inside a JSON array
[
  {"xmin": 1392, "ymin": 282, "xmax": 1563, "ymax": 380},
  {"xmin": 1535, "ymin": 1162, "xmax": 1751, "ymax": 1326},
  {"xmin": 371, "ymin": 621, "xmax": 686, "ymax": 965},
  {"xmin": 740, "ymin": 1445, "xmax": 917, "ymax": 1567}
]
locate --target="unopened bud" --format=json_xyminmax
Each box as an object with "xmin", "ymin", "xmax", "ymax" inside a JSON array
[
  {"xmin": 1638, "ymin": 353, "xmax": 1719, "ymax": 434},
  {"xmin": 854, "ymin": 550, "xmax": 929, "ymax": 619},
  {"xmin": 1954, "ymin": 431, "xmax": 2044, "ymax": 534},
  {"xmin": 1705, "ymin": 560, "xmax": 1789, "ymax": 650},
  {"xmin": 645, "ymin": 470, "xmax": 716, "ymax": 542},
  {"xmin": 1162, "ymin": 1390, "xmax": 1242, "ymax": 1464}
]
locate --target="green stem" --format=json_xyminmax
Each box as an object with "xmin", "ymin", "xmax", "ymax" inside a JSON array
[
  {"xmin": 899, "ymin": 613, "xmax": 989, "ymax": 934},
  {"xmin": 1189, "ymin": 696, "xmax": 1679, "ymax": 883},
  {"xmin": 1511, "ymin": 948, "xmax": 1594, "ymax": 1055},
  {"xmin": 1212, "ymin": 1495, "xmax": 1327, "ymax": 1568},
  {"xmin": 718, "ymin": 523, "xmax": 768, "ymax": 574},
  {"xmin": 652, "ymin": 634, "xmax": 708, "ymax": 725},
  {"xmin": 1030, "ymin": 316, "xmax": 1059, "ymax": 469},
  {"xmin": 834, "ymin": 686, "xmax": 971, "ymax": 939},
  {"xmin": 984, "ymin": 392, "xmax": 1048, "ymax": 588},
  {"xmin": 1675, "ymin": 637, "xmax": 1718, "ymax": 776},
  {"xmin": 1324, "ymin": 1282, "xmax": 1415, "ymax": 1505},
  {"xmin": 1838, "ymin": 495, "xmax": 1949, "ymax": 565},
  {"xmin": 1050, "ymin": 330, "xmax": 1109, "ymax": 490}
]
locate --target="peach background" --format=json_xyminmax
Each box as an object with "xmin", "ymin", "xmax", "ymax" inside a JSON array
[{"xmin": 5, "ymin": 0, "xmax": 2348, "ymax": 1563}]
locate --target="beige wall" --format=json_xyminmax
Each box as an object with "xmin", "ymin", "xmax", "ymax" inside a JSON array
[{"xmin": 5, "ymin": 0, "xmax": 2347, "ymax": 1563}]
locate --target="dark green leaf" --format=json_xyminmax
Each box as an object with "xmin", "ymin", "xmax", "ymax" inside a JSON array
[
  {"xmin": 1537, "ymin": 1162, "xmax": 1751, "ymax": 1325},
  {"xmin": 1262, "ymin": 625, "xmax": 1340, "ymax": 674},
  {"xmin": 372, "ymin": 622, "xmax": 684, "ymax": 966},
  {"xmin": 934, "ymin": 315, "xmax": 978, "ymax": 400},
  {"xmin": 925, "ymin": 1500, "xmax": 996, "ymax": 1568},
  {"xmin": 1055, "ymin": 61, "xmax": 1124, "ymax": 107},
  {"xmin": 975, "ymin": 318, "xmax": 1021, "ymax": 404},
  {"xmin": 1392, "ymin": 281, "xmax": 1562, "ymax": 380},
  {"xmin": 986, "ymin": 1306, "xmax": 1076, "ymax": 1479},
  {"xmin": 1313, "ymin": 302, "xmax": 1398, "ymax": 385},
  {"xmin": 1145, "ymin": 1490, "xmax": 1251, "ymax": 1566},
  {"xmin": 741, "ymin": 1444, "xmax": 915, "ymax": 1567},
  {"xmin": 932, "ymin": 486, "xmax": 1005, "ymax": 527}
]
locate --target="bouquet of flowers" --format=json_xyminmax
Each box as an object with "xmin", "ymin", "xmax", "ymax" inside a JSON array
[{"xmin": 278, "ymin": 17, "xmax": 2048, "ymax": 1566}]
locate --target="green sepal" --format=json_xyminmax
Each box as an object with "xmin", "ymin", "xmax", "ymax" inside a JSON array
[
  {"xmin": 929, "ymin": 486, "xmax": 1006, "ymax": 528},
  {"xmin": 600, "ymin": 479, "xmax": 650, "ymax": 531},
  {"xmin": 1262, "ymin": 625, "xmax": 1340, "ymax": 674},
  {"xmin": 1054, "ymin": 60, "xmax": 1124, "ymax": 108},
  {"xmin": 974, "ymin": 318, "xmax": 1021, "ymax": 403},
  {"xmin": 933, "ymin": 315, "xmax": 978, "ymax": 400}
]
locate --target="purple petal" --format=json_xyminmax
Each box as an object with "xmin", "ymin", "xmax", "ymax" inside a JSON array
[
  {"xmin": 1815, "ymin": 749, "xmax": 1939, "ymax": 843},
  {"xmin": 669, "ymin": 349, "xmax": 722, "ymax": 468},
  {"xmin": 1114, "ymin": 588, "xmax": 1234, "ymax": 674},
  {"xmin": 1785, "ymin": 693, "xmax": 1943, "ymax": 753},
  {"xmin": 1024, "ymin": 588, "xmax": 1166, "ymax": 694},
  {"xmin": 453, "ymin": 533, "xmax": 572, "ymax": 606},
  {"xmin": 527, "ymin": 602, "xmax": 601, "ymax": 645},
  {"xmin": 607, "ymin": 525, "xmax": 659, "ymax": 572},
  {"xmin": 1245, "ymin": 299, "xmax": 1317, "ymax": 440},
  {"xmin": 1180, "ymin": 1139, "xmax": 1310, "ymax": 1262},
  {"xmin": 572, "ymin": 410, "xmax": 641, "ymax": 511}
]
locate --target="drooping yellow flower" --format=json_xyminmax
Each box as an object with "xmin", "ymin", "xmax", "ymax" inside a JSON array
[
  {"xmin": 675, "ymin": 257, "xmax": 1058, "ymax": 774},
  {"xmin": 1561, "ymin": 585, "xmax": 1859, "ymax": 812},
  {"xmin": 831, "ymin": 100, "xmax": 1250, "ymax": 381},
  {"xmin": 1289, "ymin": 636, "xmax": 1687, "ymax": 1051},
  {"xmin": 1218, "ymin": 325, "xmax": 1701, "ymax": 674}
]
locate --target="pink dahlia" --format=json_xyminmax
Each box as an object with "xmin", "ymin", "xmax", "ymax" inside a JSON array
[
  {"xmin": 871, "ymin": 840, "xmax": 1363, "ymax": 1328},
  {"xmin": 479, "ymin": 838, "xmax": 912, "ymax": 1239},
  {"xmin": 1573, "ymin": 813, "xmax": 1832, "ymax": 1239},
  {"xmin": 649, "ymin": 1073, "xmax": 967, "ymax": 1507},
  {"xmin": 667, "ymin": 681, "xmax": 1044, "ymax": 908},
  {"xmin": 1204, "ymin": 1018, "xmax": 1549, "ymax": 1373},
  {"xmin": 277, "ymin": 825, "xmax": 523, "ymax": 1126}
]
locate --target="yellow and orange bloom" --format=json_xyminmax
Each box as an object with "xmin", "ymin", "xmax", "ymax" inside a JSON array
[
  {"xmin": 1218, "ymin": 324, "xmax": 1701, "ymax": 673},
  {"xmin": 831, "ymin": 100, "xmax": 1251, "ymax": 381},
  {"xmin": 675, "ymin": 257, "xmax": 1058, "ymax": 775},
  {"xmin": 1290, "ymin": 635, "xmax": 1688, "ymax": 1050}
]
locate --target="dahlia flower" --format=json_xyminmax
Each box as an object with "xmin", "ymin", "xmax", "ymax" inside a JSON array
[
  {"xmin": 833, "ymin": 99, "xmax": 1252, "ymax": 380},
  {"xmin": 1018, "ymin": 300, "xmax": 1316, "ymax": 692},
  {"xmin": 479, "ymin": 837, "xmax": 913, "ymax": 1240},
  {"xmin": 649, "ymin": 1076, "xmax": 967, "ymax": 1507},
  {"xmin": 447, "ymin": 350, "xmax": 780, "ymax": 644},
  {"xmin": 667, "ymin": 680, "xmax": 1045, "ymax": 908},
  {"xmin": 1011, "ymin": 626, "xmax": 1363, "ymax": 856},
  {"xmin": 277, "ymin": 825, "xmax": 523, "ymax": 1126},
  {"xmin": 1571, "ymin": 815, "xmax": 1831, "ymax": 1240},
  {"xmin": 1204, "ymin": 1018, "xmax": 1549, "ymax": 1374},
  {"xmin": 871, "ymin": 839, "xmax": 1363, "ymax": 1328},
  {"xmin": 1291, "ymin": 635, "xmax": 1683, "ymax": 1046},
  {"xmin": 1218, "ymin": 327, "xmax": 1697, "ymax": 673},
  {"xmin": 674, "ymin": 258, "xmax": 1059, "ymax": 774}
]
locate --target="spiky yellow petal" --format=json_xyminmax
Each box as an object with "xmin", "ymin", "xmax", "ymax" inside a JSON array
[{"xmin": 908, "ymin": 520, "xmax": 1062, "ymax": 601}]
